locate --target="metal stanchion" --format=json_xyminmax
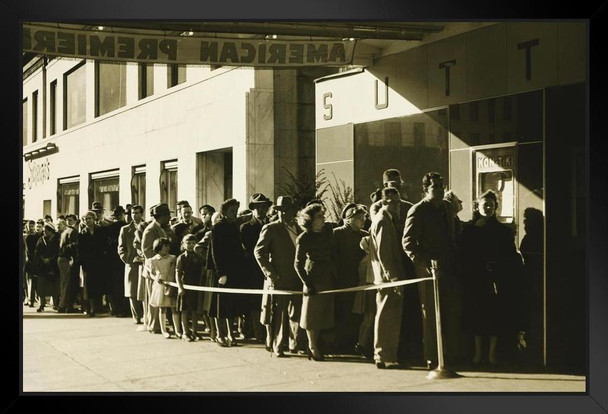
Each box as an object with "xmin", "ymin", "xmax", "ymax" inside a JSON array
[{"xmin": 427, "ymin": 260, "xmax": 461, "ymax": 380}]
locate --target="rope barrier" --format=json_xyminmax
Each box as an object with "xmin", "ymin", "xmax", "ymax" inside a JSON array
[{"xmin": 157, "ymin": 276, "xmax": 433, "ymax": 296}]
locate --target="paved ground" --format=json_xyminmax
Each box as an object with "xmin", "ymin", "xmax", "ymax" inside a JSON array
[{"xmin": 21, "ymin": 305, "xmax": 586, "ymax": 393}]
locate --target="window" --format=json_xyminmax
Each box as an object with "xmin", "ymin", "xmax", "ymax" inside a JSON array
[
  {"xmin": 22, "ymin": 98, "xmax": 28, "ymax": 147},
  {"xmin": 160, "ymin": 160, "xmax": 178, "ymax": 215},
  {"xmin": 196, "ymin": 149, "xmax": 232, "ymax": 211},
  {"xmin": 64, "ymin": 61, "xmax": 86, "ymax": 130},
  {"xmin": 90, "ymin": 170, "xmax": 120, "ymax": 217},
  {"xmin": 353, "ymin": 109, "xmax": 449, "ymax": 205},
  {"xmin": 32, "ymin": 90, "xmax": 38, "ymax": 142},
  {"xmin": 57, "ymin": 177, "xmax": 80, "ymax": 217},
  {"xmin": 138, "ymin": 63, "xmax": 154, "ymax": 99},
  {"xmin": 131, "ymin": 165, "xmax": 146, "ymax": 212},
  {"xmin": 96, "ymin": 61, "xmax": 127, "ymax": 117},
  {"xmin": 43, "ymin": 200, "xmax": 52, "ymax": 218},
  {"xmin": 224, "ymin": 153, "xmax": 233, "ymax": 200},
  {"xmin": 49, "ymin": 80, "xmax": 57, "ymax": 136},
  {"xmin": 167, "ymin": 64, "xmax": 186, "ymax": 88}
]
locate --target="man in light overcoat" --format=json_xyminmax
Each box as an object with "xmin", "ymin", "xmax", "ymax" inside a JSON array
[
  {"xmin": 254, "ymin": 196, "xmax": 306, "ymax": 357},
  {"xmin": 369, "ymin": 187, "xmax": 408, "ymax": 369},
  {"xmin": 118, "ymin": 204, "xmax": 145, "ymax": 326}
]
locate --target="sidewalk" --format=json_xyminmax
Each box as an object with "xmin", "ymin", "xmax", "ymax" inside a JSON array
[{"xmin": 21, "ymin": 305, "xmax": 586, "ymax": 393}]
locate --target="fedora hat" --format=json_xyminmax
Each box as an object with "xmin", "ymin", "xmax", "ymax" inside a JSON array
[
  {"xmin": 112, "ymin": 205, "xmax": 126, "ymax": 217},
  {"xmin": 274, "ymin": 195, "xmax": 296, "ymax": 211},
  {"xmin": 150, "ymin": 203, "xmax": 171, "ymax": 217},
  {"xmin": 248, "ymin": 193, "xmax": 272, "ymax": 210},
  {"xmin": 91, "ymin": 201, "xmax": 103, "ymax": 212}
]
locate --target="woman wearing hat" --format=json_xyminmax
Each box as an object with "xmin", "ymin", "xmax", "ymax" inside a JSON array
[
  {"xmin": 209, "ymin": 199, "xmax": 248, "ymax": 347},
  {"xmin": 294, "ymin": 203, "xmax": 338, "ymax": 361},
  {"xmin": 78, "ymin": 211, "xmax": 109, "ymax": 316},
  {"xmin": 33, "ymin": 222, "xmax": 61, "ymax": 312},
  {"xmin": 332, "ymin": 203, "xmax": 369, "ymax": 354}
]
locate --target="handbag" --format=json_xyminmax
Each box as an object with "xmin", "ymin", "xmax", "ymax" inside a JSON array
[{"xmin": 163, "ymin": 283, "xmax": 178, "ymax": 297}]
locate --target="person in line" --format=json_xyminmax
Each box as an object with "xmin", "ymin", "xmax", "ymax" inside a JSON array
[
  {"xmin": 34, "ymin": 222, "xmax": 61, "ymax": 312},
  {"xmin": 64, "ymin": 214, "xmax": 83, "ymax": 313},
  {"xmin": 192, "ymin": 204, "xmax": 216, "ymax": 338},
  {"xmin": 294, "ymin": 203, "xmax": 337, "ymax": 361},
  {"xmin": 78, "ymin": 211, "xmax": 108, "ymax": 317},
  {"xmin": 107, "ymin": 206, "xmax": 129, "ymax": 317},
  {"xmin": 368, "ymin": 188, "xmax": 408, "ymax": 369},
  {"xmin": 444, "ymin": 190, "xmax": 465, "ymax": 243},
  {"xmin": 133, "ymin": 218, "xmax": 152, "ymax": 331},
  {"xmin": 148, "ymin": 237, "xmax": 181, "ymax": 339},
  {"xmin": 240, "ymin": 193, "xmax": 272, "ymax": 343},
  {"xmin": 210, "ymin": 200, "xmax": 247, "ymax": 347},
  {"xmin": 332, "ymin": 203, "xmax": 369, "ymax": 355},
  {"xmin": 352, "ymin": 190, "xmax": 384, "ymax": 360},
  {"xmin": 176, "ymin": 234, "xmax": 205, "ymax": 342},
  {"xmin": 172, "ymin": 203, "xmax": 200, "ymax": 244},
  {"xmin": 24, "ymin": 220, "xmax": 40, "ymax": 308},
  {"xmin": 57, "ymin": 216, "xmax": 77, "ymax": 313},
  {"xmin": 141, "ymin": 203, "xmax": 175, "ymax": 334},
  {"xmin": 255, "ymin": 195, "xmax": 307, "ymax": 358},
  {"xmin": 402, "ymin": 172, "xmax": 458, "ymax": 370},
  {"xmin": 459, "ymin": 190, "xmax": 525, "ymax": 367},
  {"xmin": 371, "ymin": 169, "xmax": 419, "ymax": 365},
  {"xmin": 118, "ymin": 204, "xmax": 145, "ymax": 325}
]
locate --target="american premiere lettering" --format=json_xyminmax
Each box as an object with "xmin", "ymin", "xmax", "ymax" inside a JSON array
[{"xmin": 23, "ymin": 24, "xmax": 355, "ymax": 67}]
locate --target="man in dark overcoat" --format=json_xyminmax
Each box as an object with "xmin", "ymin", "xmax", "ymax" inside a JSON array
[
  {"xmin": 106, "ymin": 206, "xmax": 129, "ymax": 317},
  {"xmin": 240, "ymin": 193, "xmax": 272, "ymax": 342},
  {"xmin": 402, "ymin": 172, "xmax": 459, "ymax": 370}
]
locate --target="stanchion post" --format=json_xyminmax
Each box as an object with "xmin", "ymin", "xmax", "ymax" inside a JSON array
[{"xmin": 427, "ymin": 259, "xmax": 461, "ymax": 380}]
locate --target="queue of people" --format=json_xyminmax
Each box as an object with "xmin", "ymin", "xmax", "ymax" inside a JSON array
[{"xmin": 22, "ymin": 168, "xmax": 534, "ymax": 372}]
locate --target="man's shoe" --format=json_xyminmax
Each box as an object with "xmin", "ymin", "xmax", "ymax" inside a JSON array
[{"xmin": 375, "ymin": 361, "xmax": 386, "ymax": 369}]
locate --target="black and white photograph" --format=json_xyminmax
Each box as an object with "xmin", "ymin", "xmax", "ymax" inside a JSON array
[{"xmin": 10, "ymin": 2, "xmax": 608, "ymax": 411}]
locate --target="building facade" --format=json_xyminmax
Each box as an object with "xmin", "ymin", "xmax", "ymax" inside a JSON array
[
  {"xmin": 22, "ymin": 21, "xmax": 587, "ymax": 373},
  {"xmin": 22, "ymin": 57, "xmax": 336, "ymax": 220},
  {"xmin": 314, "ymin": 21, "xmax": 587, "ymax": 371}
]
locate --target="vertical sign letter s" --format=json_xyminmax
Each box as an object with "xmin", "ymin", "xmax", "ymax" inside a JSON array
[{"xmin": 323, "ymin": 92, "xmax": 333, "ymax": 120}]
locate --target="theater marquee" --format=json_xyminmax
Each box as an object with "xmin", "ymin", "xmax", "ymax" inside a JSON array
[{"xmin": 23, "ymin": 23, "xmax": 356, "ymax": 67}]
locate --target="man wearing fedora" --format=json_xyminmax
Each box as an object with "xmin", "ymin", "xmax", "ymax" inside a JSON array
[
  {"xmin": 118, "ymin": 205, "xmax": 145, "ymax": 326},
  {"xmin": 91, "ymin": 201, "xmax": 113, "ymax": 227},
  {"xmin": 141, "ymin": 203, "xmax": 175, "ymax": 334},
  {"xmin": 106, "ymin": 206, "xmax": 129, "ymax": 317},
  {"xmin": 240, "ymin": 193, "xmax": 272, "ymax": 343},
  {"xmin": 255, "ymin": 195, "xmax": 307, "ymax": 357},
  {"xmin": 371, "ymin": 168, "xmax": 420, "ymax": 366}
]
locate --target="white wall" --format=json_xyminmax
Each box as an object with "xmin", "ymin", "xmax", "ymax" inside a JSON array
[
  {"xmin": 315, "ymin": 22, "xmax": 586, "ymax": 129},
  {"xmin": 23, "ymin": 59, "xmax": 256, "ymax": 219}
]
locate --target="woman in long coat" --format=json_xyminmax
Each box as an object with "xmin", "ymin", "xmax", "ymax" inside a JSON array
[
  {"xmin": 210, "ymin": 199, "xmax": 247, "ymax": 347},
  {"xmin": 332, "ymin": 203, "xmax": 369, "ymax": 354},
  {"xmin": 34, "ymin": 223, "xmax": 60, "ymax": 312},
  {"xmin": 78, "ymin": 211, "xmax": 108, "ymax": 316},
  {"xmin": 294, "ymin": 203, "xmax": 337, "ymax": 361},
  {"xmin": 459, "ymin": 190, "xmax": 525, "ymax": 366}
]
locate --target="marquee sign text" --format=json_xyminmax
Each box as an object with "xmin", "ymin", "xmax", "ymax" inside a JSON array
[{"xmin": 23, "ymin": 23, "xmax": 356, "ymax": 67}]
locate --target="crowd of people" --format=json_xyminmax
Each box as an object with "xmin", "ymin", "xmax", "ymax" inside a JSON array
[{"xmin": 22, "ymin": 168, "xmax": 540, "ymax": 371}]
